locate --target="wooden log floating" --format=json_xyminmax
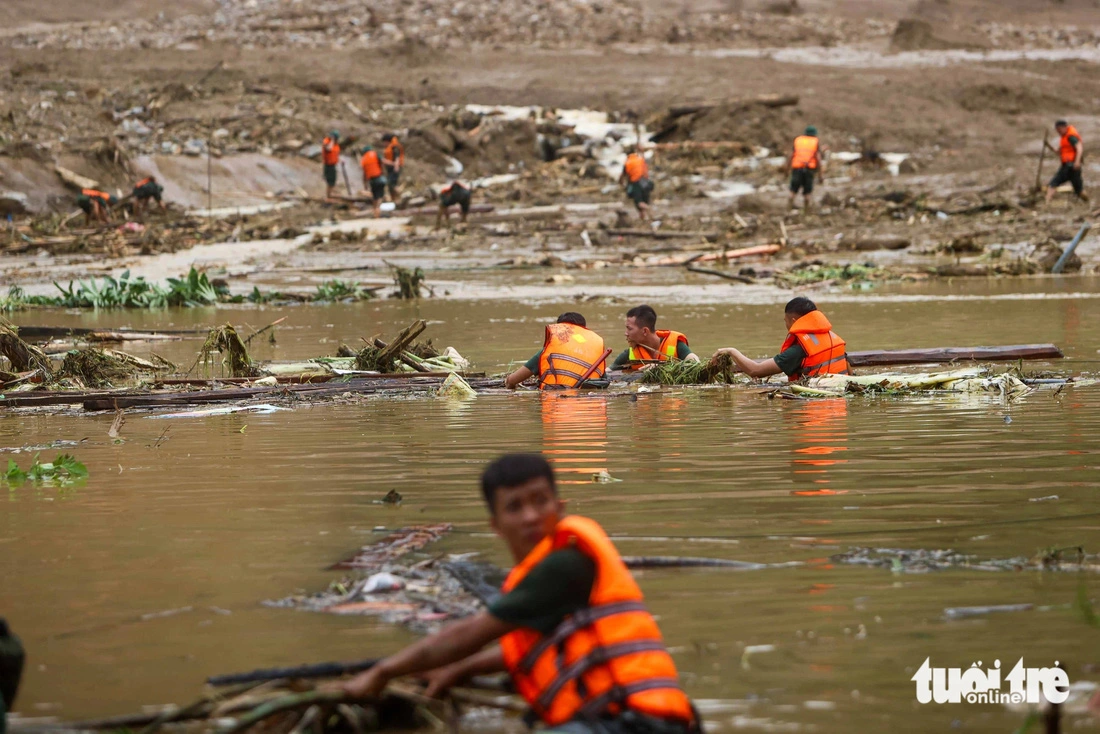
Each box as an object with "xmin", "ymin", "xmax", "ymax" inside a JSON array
[{"xmin": 847, "ymin": 344, "xmax": 1063, "ymax": 367}]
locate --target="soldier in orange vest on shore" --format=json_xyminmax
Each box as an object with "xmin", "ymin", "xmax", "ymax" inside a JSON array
[
  {"xmin": 710, "ymin": 296, "xmax": 849, "ymax": 381},
  {"xmin": 76, "ymin": 188, "xmax": 116, "ymax": 226},
  {"xmin": 321, "ymin": 131, "xmax": 341, "ymax": 198},
  {"xmin": 330, "ymin": 453, "xmax": 699, "ymax": 734},
  {"xmin": 359, "ymin": 145, "xmax": 386, "ymax": 218},
  {"xmin": 611, "ymin": 305, "xmax": 697, "ymax": 372},
  {"xmin": 1046, "ymin": 119, "xmax": 1087, "ymax": 204},
  {"xmin": 787, "ymin": 125, "xmax": 824, "ymax": 210},
  {"xmin": 381, "ymin": 133, "xmax": 405, "ymax": 201},
  {"xmin": 618, "ymin": 147, "xmax": 653, "ymax": 221},
  {"xmin": 505, "ymin": 312, "xmax": 608, "ymax": 389}
]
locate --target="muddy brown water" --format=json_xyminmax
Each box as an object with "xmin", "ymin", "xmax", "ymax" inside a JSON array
[{"xmin": 3, "ymin": 282, "xmax": 1100, "ymax": 733}]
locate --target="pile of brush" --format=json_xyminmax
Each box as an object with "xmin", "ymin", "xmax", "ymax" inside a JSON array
[
  {"xmin": 639, "ymin": 353, "xmax": 740, "ymax": 385},
  {"xmin": 36, "ymin": 674, "xmax": 523, "ymax": 734}
]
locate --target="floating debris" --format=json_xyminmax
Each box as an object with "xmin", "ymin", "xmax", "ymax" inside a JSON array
[
  {"xmin": 831, "ymin": 547, "xmax": 1100, "ymax": 574},
  {"xmin": 4, "ymin": 453, "xmax": 88, "ymax": 486},
  {"xmin": 198, "ymin": 324, "xmax": 257, "ymax": 379}
]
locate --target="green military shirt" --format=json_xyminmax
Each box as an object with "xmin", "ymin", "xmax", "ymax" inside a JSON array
[
  {"xmin": 773, "ymin": 342, "xmax": 807, "ymax": 378},
  {"xmin": 488, "ymin": 548, "xmax": 596, "ymax": 634}
]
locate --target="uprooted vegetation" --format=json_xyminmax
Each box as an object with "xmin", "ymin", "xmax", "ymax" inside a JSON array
[{"xmin": 0, "ymin": 268, "xmax": 378, "ymax": 311}]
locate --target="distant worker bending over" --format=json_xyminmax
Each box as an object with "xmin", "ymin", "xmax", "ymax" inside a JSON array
[
  {"xmin": 505, "ymin": 312, "xmax": 607, "ymax": 389},
  {"xmin": 437, "ymin": 180, "xmax": 472, "ymax": 229},
  {"xmin": 76, "ymin": 188, "xmax": 116, "ymax": 226},
  {"xmin": 711, "ymin": 297, "xmax": 848, "ymax": 380},
  {"xmin": 1046, "ymin": 119, "xmax": 1088, "ymax": 204},
  {"xmin": 321, "ymin": 131, "xmax": 341, "ymax": 199},
  {"xmin": 330, "ymin": 453, "xmax": 699, "ymax": 734},
  {"xmin": 619, "ymin": 148, "xmax": 653, "ymax": 221},
  {"xmin": 612, "ymin": 305, "xmax": 697, "ymax": 371},
  {"xmin": 132, "ymin": 176, "xmax": 166, "ymax": 217},
  {"xmin": 360, "ymin": 145, "xmax": 386, "ymax": 218},
  {"xmin": 788, "ymin": 126, "xmax": 824, "ymax": 210},
  {"xmin": 382, "ymin": 133, "xmax": 405, "ymax": 200}
]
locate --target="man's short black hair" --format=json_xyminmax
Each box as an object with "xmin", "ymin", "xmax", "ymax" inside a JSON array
[
  {"xmin": 1056, "ymin": 119, "xmax": 1068, "ymax": 127},
  {"xmin": 785, "ymin": 296, "xmax": 817, "ymax": 318},
  {"xmin": 626, "ymin": 304, "xmax": 657, "ymax": 331},
  {"xmin": 481, "ymin": 453, "xmax": 556, "ymax": 513},
  {"xmin": 556, "ymin": 312, "xmax": 586, "ymax": 327},
  {"xmin": 382, "ymin": 133, "xmax": 396, "ymax": 142}
]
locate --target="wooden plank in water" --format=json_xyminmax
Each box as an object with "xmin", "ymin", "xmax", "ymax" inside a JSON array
[{"xmin": 848, "ymin": 344, "xmax": 1063, "ymax": 367}]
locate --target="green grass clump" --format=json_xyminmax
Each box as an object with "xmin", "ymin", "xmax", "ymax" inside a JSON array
[{"xmin": 5, "ymin": 453, "xmax": 88, "ymax": 486}]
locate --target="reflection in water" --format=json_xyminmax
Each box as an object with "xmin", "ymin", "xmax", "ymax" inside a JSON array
[
  {"xmin": 541, "ymin": 393, "xmax": 608, "ymax": 482},
  {"xmin": 788, "ymin": 398, "xmax": 849, "ymax": 497}
]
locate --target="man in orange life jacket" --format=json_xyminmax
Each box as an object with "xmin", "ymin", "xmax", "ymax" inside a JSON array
[
  {"xmin": 505, "ymin": 313, "xmax": 607, "ymax": 389},
  {"xmin": 333, "ymin": 454, "xmax": 698, "ymax": 734},
  {"xmin": 787, "ymin": 126, "xmax": 824, "ymax": 210},
  {"xmin": 1046, "ymin": 119, "xmax": 1087, "ymax": 204},
  {"xmin": 618, "ymin": 147, "xmax": 653, "ymax": 221},
  {"xmin": 711, "ymin": 297, "xmax": 849, "ymax": 380},
  {"xmin": 360, "ymin": 145, "xmax": 386, "ymax": 218},
  {"xmin": 611, "ymin": 305, "xmax": 697, "ymax": 372},
  {"xmin": 381, "ymin": 133, "xmax": 405, "ymax": 200},
  {"xmin": 321, "ymin": 131, "xmax": 341, "ymax": 198}
]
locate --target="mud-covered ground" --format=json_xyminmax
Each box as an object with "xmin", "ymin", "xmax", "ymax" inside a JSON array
[{"xmin": 1, "ymin": 0, "xmax": 1099, "ymax": 294}]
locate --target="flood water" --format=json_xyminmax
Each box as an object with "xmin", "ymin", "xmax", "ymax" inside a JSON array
[{"xmin": 3, "ymin": 281, "xmax": 1100, "ymax": 733}]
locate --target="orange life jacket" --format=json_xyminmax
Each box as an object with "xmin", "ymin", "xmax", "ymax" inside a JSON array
[
  {"xmin": 538, "ymin": 324, "xmax": 607, "ymax": 389},
  {"xmin": 791, "ymin": 135, "xmax": 819, "ymax": 170},
  {"xmin": 500, "ymin": 516, "xmax": 695, "ymax": 728},
  {"xmin": 624, "ymin": 330, "xmax": 688, "ymax": 371},
  {"xmin": 82, "ymin": 189, "xmax": 110, "ymax": 203},
  {"xmin": 624, "ymin": 153, "xmax": 648, "ymax": 183},
  {"xmin": 1060, "ymin": 125, "xmax": 1081, "ymax": 164},
  {"xmin": 134, "ymin": 177, "xmax": 153, "ymax": 189},
  {"xmin": 780, "ymin": 311, "xmax": 849, "ymax": 380},
  {"xmin": 383, "ymin": 138, "xmax": 405, "ymax": 168},
  {"xmin": 361, "ymin": 150, "xmax": 383, "ymax": 180},
  {"xmin": 322, "ymin": 137, "xmax": 341, "ymax": 166}
]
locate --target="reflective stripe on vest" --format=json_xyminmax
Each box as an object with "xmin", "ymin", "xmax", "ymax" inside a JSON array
[
  {"xmin": 791, "ymin": 136, "xmax": 819, "ymax": 170},
  {"xmin": 499, "ymin": 516, "xmax": 694, "ymax": 727},
  {"xmin": 780, "ymin": 311, "xmax": 849, "ymax": 380},
  {"xmin": 538, "ymin": 324, "xmax": 606, "ymax": 389},
  {"xmin": 518, "ymin": 600, "xmax": 648, "ymax": 673},
  {"xmin": 1060, "ymin": 126, "xmax": 1081, "ymax": 164},
  {"xmin": 624, "ymin": 154, "xmax": 648, "ymax": 183}
]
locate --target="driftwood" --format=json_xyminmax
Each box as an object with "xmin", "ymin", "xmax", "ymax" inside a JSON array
[
  {"xmin": 842, "ymin": 237, "xmax": 911, "ymax": 252},
  {"xmin": 373, "ymin": 337, "xmax": 430, "ymax": 373},
  {"xmin": 0, "ymin": 324, "xmax": 53, "ymax": 373},
  {"xmin": 685, "ymin": 265, "xmax": 754, "ymax": 284},
  {"xmin": 647, "ymin": 141, "xmax": 752, "ymax": 152},
  {"xmin": 847, "ymin": 344, "xmax": 1063, "ymax": 367},
  {"xmin": 667, "ymin": 94, "xmax": 799, "ymax": 118},
  {"xmin": 376, "ymin": 320, "xmax": 427, "ymax": 367},
  {"xmin": 17, "ymin": 326, "xmax": 204, "ymax": 342},
  {"xmin": 622, "ymin": 556, "xmax": 767, "ymax": 570},
  {"xmin": 54, "ymin": 165, "xmax": 99, "ymax": 191},
  {"xmin": 209, "ymin": 660, "xmax": 378, "ymax": 687},
  {"xmin": 644, "ymin": 244, "xmax": 780, "ymax": 267},
  {"xmin": 608, "ymin": 229, "xmax": 720, "ymax": 241}
]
